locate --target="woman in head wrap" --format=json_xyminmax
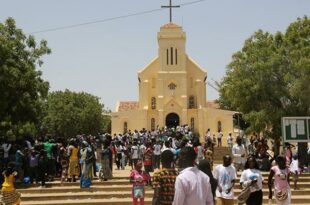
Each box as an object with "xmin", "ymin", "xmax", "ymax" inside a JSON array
[{"xmin": 80, "ymin": 141, "xmax": 94, "ymax": 188}]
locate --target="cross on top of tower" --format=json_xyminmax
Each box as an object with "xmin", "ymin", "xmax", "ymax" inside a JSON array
[{"xmin": 161, "ymin": 0, "xmax": 180, "ymax": 23}]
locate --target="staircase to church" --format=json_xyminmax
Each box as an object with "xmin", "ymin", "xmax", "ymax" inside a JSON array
[
  {"xmin": 213, "ymin": 146, "xmax": 231, "ymax": 163},
  {"xmin": 17, "ymin": 166, "xmax": 310, "ymax": 205}
]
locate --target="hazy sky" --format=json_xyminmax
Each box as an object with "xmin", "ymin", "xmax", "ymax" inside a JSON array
[{"xmin": 1, "ymin": 0, "xmax": 309, "ymax": 110}]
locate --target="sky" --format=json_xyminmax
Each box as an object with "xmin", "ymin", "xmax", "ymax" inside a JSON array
[{"xmin": 0, "ymin": 0, "xmax": 309, "ymax": 111}]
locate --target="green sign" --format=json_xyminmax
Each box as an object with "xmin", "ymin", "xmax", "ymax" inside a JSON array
[{"xmin": 282, "ymin": 117, "xmax": 310, "ymax": 142}]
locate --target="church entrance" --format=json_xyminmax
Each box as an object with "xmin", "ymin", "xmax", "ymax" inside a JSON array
[{"xmin": 166, "ymin": 113, "xmax": 180, "ymax": 128}]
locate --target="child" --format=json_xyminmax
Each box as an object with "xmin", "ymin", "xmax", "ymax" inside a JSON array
[
  {"xmin": 0, "ymin": 163, "xmax": 21, "ymax": 205},
  {"xmin": 290, "ymin": 154, "xmax": 301, "ymax": 190},
  {"xmin": 129, "ymin": 160, "xmax": 150, "ymax": 205}
]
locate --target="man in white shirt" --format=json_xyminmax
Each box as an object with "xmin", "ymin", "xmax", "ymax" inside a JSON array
[
  {"xmin": 232, "ymin": 136, "xmax": 246, "ymax": 171},
  {"xmin": 130, "ymin": 141, "xmax": 139, "ymax": 169},
  {"xmin": 2, "ymin": 139, "xmax": 11, "ymax": 167},
  {"xmin": 133, "ymin": 130, "xmax": 139, "ymax": 140},
  {"xmin": 117, "ymin": 133, "xmax": 123, "ymax": 142},
  {"xmin": 153, "ymin": 141, "xmax": 161, "ymax": 169},
  {"xmin": 173, "ymin": 146, "xmax": 214, "ymax": 205},
  {"xmin": 205, "ymin": 128, "xmax": 211, "ymax": 143},
  {"xmin": 217, "ymin": 131, "xmax": 223, "ymax": 147},
  {"xmin": 213, "ymin": 155, "xmax": 237, "ymax": 205},
  {"xmin": 161, "ymin": 141, "xmax": 176, "ymax": 157},
  {"xmin": 227, "ymin": 133, "xmax": 233, "ymax": 151},
  {"xmin": 138, "ymin": 142, "xmax": 146, "ymax": 160}
]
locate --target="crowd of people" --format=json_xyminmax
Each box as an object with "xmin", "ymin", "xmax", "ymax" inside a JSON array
[{"xmin": 0, "ymin": 125, "xmax": 308, "ymax": 205}]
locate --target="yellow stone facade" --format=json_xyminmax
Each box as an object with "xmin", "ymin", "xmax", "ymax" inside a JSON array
[{"xmin": 112, "ymin": 23, "xmax": 234, "ymax": 143}]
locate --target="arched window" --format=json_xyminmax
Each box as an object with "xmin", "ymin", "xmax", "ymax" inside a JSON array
[
  {"xmin": 189, "ymin": 95, "xmax": 195, "ymax": 109},
  {"xmin": 217, "ymin": 121, "xmax": 222, "ymax": 132},
  {"xmin": 151, "ymin": 118, "xmax": 155, "ymax": 131},
  {"xmin": 151, "ymin": 97, "xmax": 156, "ymax": 109},
  {"xmin": 123, "ymin": 122, "xmax": 128, "ymax": 133},
  {"xmin": 190, "ymin": 118, "xmax": 195, "ymax": 132}
]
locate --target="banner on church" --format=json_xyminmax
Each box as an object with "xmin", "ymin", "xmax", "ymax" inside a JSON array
[{"xmin": 281, "ymin": 117, "xmax": 310, "ymax": 142}]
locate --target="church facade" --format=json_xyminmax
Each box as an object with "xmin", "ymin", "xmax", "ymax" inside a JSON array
[{"xmin": 111, "ymin": 23, "xmax": 234, "ymax": 142}]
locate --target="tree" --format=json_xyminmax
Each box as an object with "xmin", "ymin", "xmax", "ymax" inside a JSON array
[
  {"xmin": 42, "ymin": 90, "xmax": 110, "ymax": 138},
  {"xmin": 219, "ymin": 16, "xmax": 310, "ymax": 160},
  {"xmin": 0, "ymin": 18, "xmax": 51, "ymax": 140}
]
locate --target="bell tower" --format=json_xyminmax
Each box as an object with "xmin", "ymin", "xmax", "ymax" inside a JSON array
[{"xmin": 157, "ymin": 23, "xmax": 186, "ymax": 71}]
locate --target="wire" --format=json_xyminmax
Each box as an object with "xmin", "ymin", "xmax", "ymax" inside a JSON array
[
  {"xmin": 180, "ymin": 0, "xmax": 206, "ymax": 6},
  {"xmin": 28, "ymin": 0, "xmax": 207, "ymax": 34}
]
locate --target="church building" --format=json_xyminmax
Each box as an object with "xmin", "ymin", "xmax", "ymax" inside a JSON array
[{"xmin": 111, "ymin": 22, "xmax": 235, "ymax": 142}]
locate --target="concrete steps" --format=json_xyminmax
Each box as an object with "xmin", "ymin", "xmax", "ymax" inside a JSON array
[
  {"xmin": 20, "ymin": 188, "xmax": 310, "ymax": 199},
  {"xmin": 21, "ymin": 191, "xmax": 154, "ymax": 201},
  {"xmin": 21, "ymin": 198, "xmax": 152, "ymax": 205},
  {"xmin": 213, "ymin": 147, "xmax": 231, "ymax": 161},
  {"xmin": 17, "ymin": 167, "xmax": 310, "ymax": 205},
  {"xmin": 20, "ymin": 195, "xmax": 310, "ymax": 205}
]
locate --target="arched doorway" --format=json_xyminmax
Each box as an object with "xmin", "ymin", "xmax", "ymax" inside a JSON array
[{"xmin": 166, "ymin": 113, "xmax": 180, "ymax": 128}]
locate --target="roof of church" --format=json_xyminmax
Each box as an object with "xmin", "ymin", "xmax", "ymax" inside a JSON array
[
  {"xmin": 206, "ymin": 100, "xmax": 220, "ymax": 109},
  {"xmin": 160, "ymin": 22, "xmax": 181, "ymax": 29},
  {"xmin": 118, "ymin": 101, "xmax": 139, "ymax": 112}
]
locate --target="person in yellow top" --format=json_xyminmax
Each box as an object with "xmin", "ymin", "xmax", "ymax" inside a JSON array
[
  {"xmin": 0, "ymin": 164, "xmax": 21, "ymax": 205},
  {"xmin": 68, "ymin": 139, "xmax": 80, "ymax": 182}
]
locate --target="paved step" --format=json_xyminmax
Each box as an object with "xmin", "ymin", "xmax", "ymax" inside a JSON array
[
  {"xmin": 18, "ymin": 179, "xmax": 130, "ymax": 188},
  {"xmin": 21, "ymin": 190, "xmax": 153, "ymax": 201},
  {"xmin": 17, "ymin": 165, "xmax": 310, "ymax": 205},
  {"xmin": 262, "ymin": 195, "xmax": 310, "ymax": 204},
  {"xmin": 20, "ymin": 196, "xmax": 310, "ymax": 205},
  {"xmin": 17, "ymin": 172, "xmax": 310, "ymax": 191},
  {"xmin": 21, "ymin": 198, "xmax": 152, "ymax": 205},
  {"xmin": 18, "ymin": 185, "xmax": 135, "ymax": 194},
  {"xmin": 49, "ymin": 171, "xmax": 310, "ymax": 178},
  {"xmin": 17, "ymin": 180, "xmax": 310, "ymax": 191},
  {"xmin": 20, "ymin": 188, "xmax": 310, "ymax": 201}
]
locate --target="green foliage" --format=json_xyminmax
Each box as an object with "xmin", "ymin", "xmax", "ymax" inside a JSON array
[
  {"xmin": 219, "ymin": 16, "xmax": 310, "ymax": 139},
  {"xmin": 42, "ymin": 90, "xmax": 110, "ymax": 138},
  {"xmin": 0, "ymin": 17, "xmax": 51, "ymax": 140}
]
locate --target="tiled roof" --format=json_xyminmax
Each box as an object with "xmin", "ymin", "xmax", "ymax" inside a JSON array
[
  {"xmin": 206, "ymin": 100, "xmax": 220, "ymax": 109},
  {"xmin": 118, "ymin": 101, "xmax": 139, "ymax": 112}
]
